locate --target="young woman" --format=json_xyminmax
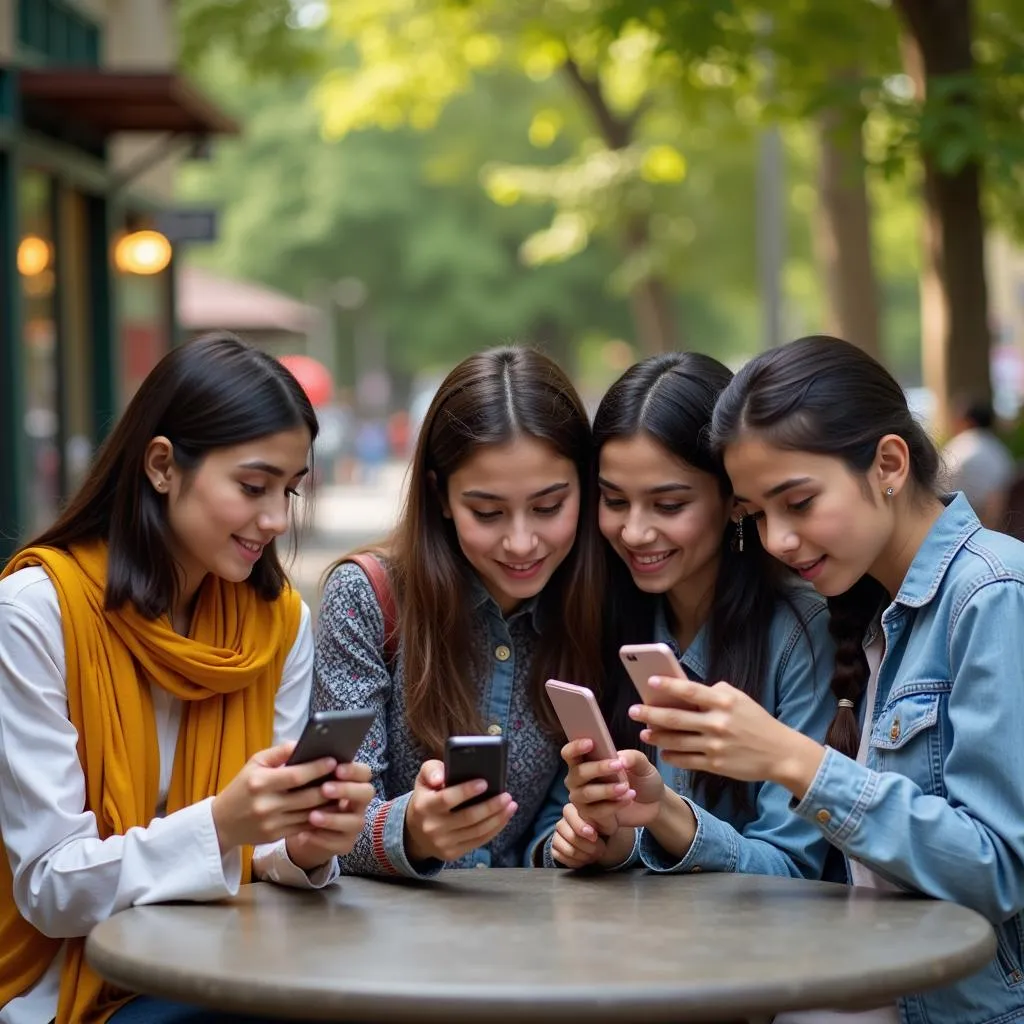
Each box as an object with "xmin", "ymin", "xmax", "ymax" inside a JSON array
[
  {"xmin": 631, "ymin": 335, "xmax": 1024, "ymax": 1023},
  {"xmin": 0, "ymin": 333, "xmax": 374, "ymax": 1024},
  {"xmin": 549, "ymin": 353, "xmax": 838, "ymax": 880},
  {"xmin": 313, "ymin": 347, "xmax": 604, "ymax": 878}
]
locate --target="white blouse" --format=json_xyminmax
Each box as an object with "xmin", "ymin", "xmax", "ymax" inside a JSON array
[{"xmin": 0, "ymin": 566, "xmax": 336, "ymax": 1024}]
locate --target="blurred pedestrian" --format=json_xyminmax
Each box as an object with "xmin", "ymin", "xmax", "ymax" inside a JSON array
[{"xmin": 941, "ymin": 397, "xmax": 1014, "ymax": 529}]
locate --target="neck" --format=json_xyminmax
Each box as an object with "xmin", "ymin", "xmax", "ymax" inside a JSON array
[
  {"xmin": 666, "ymin": 557, "xmax": 718, "ymax": 652},
  {"xmin": 869, "ymin": 493, "xmax": 945, "ymax": 597},
  {"xmin": 170, "ymin": 576, "xmax": 203, "ymax": 636}
]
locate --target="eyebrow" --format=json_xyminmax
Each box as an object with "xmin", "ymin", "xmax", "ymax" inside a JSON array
[
  {"xmin": 462, "ymin": 482, "xmax": 570, "ymax": 501},
  {"xmin": 238, "ymin": 460, "xmax": 310, "ymax": 479},
  {"xmin": 598, "ymin": 477, "xmax": 693, "ymax": 495},
  {"xmin": 734, "ymin": 476, "xmax": 813, "ymax": 503}
]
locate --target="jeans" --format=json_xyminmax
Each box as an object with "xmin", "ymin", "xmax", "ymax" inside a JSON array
[{"xmin": 107, "ymin": 996, "xmax": 289, "ymax": 1023}]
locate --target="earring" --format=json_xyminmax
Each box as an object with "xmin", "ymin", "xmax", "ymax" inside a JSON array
[
  {"xmin": 886, "ymin": 487, "xmax": 894, "ymax": 497},
  {"xmin": 735, "ymin": 515, "xmax": 745, "ymax": 553}
]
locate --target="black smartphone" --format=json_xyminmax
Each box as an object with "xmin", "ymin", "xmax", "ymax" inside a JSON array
[
  {"xmin": 285, "ymin": 709, "xmax": 375, "ymax": 788},
  {"xmin": 443, "ymin": 735, "xmax": 508, "ymax": 810}
]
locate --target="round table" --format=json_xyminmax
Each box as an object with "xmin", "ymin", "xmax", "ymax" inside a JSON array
[{"xmin": 85, "ymin": 870, "xmax": 996, "ymax": 1023}]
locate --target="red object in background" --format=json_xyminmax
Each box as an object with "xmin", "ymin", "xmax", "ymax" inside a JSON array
[{"xmin": 278, "ymin": 354, "xmax": 334, "ymax": 407}]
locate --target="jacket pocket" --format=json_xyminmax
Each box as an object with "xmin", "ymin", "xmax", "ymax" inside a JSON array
[
  {"xmin": 996, "ymin": 914, "xmax": 1024, "ymax": 988},
  {"xmin": 870, "ymin": 691, "xmax": 941, "ymax": 750}
]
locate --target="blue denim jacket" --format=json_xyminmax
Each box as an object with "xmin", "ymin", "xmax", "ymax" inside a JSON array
[
  {"xmin": 637, "ymin": 585, "xmax": 840, "ymax": 879},
  {"xmin": 794, "ymin": 493, "xmax": 1024, "ymax": 1024}
]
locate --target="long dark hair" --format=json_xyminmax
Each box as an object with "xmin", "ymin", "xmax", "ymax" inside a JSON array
[
  {"xmin": 351, "ymin": 347, "xmax": 605, "ymax": 758},
  {"xmin": 23, "ymin": 331, "xmax": 318, "ymax": 616},
  {"xmin": 710, "ymin": 335, "xmax": 940, "ymax": 757},
  {"xmin": 596, "ymin": 352, "xmax": 798, "ymax": 808}
]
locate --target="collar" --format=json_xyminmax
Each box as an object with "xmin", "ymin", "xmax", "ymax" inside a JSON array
[
  {"xmin": 891, "ymin": 492, "xmax": 981, "ymax": 609},
  {"xmin": 652, "ymin": 598, "xmax": 708, "ymax": 681},
  {"xmin": 469, "ymin": 574, "xmax": 545, "ymax": 632}
]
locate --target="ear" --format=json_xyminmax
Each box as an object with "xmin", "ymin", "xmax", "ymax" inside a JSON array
[
  {"xmin": 428, "ymin": 469, "xmax": 452, "ymax": 519},
  {"xmin": 144, "ymin": 436, "xmax": 176, "ymax": 495},
  {"xmin": 873, "ymin": 434, "xmax": 911, "ymax": 499}
]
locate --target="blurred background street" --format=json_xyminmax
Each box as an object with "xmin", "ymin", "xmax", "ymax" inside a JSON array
[{"xmin": 287, "ymin": 460, "xmax": 407, "ymax": 619}]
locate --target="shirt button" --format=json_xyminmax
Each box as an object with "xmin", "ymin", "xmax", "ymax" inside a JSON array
[
  {"xmin": 816, "ymin": 809, "xmax": 832, "ymax": 825},
  {"xmin": 495, "ymin": 644, "xmax": 511, "ymax": 662},
  {"xmin": 487, "ymin": 723, "xmax": 503, "ymax": 736}
]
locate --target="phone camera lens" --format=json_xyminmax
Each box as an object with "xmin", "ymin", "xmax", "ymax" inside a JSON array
[
  {"xmin": 315, "ymin": 724, "xmax": 328, "ymax": 736},
  {"xmin": 626, "ymin": 654, "xmax": 637, "ymax": 662}
]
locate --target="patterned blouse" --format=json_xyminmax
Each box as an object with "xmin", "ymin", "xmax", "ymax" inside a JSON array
[{"xmin": 312, "ymin": 560, "xmax": 567, "ymax": 878}]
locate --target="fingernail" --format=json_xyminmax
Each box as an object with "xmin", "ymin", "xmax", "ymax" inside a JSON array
[
  {"xmin": 507, "ymin": 802, "xmax": 518, "ymax": 814},
  {"xmin": 475, "ymin": 781, "xmax": 489, "ymax": 794},
  {"xmin": 649, "ymin": 677, "xmax": 662, "ymax": 688},
  {"xmin": 626, "ymin": 789, "xmax": 636, "ymax": 800},
  {"xmin": 613, "ymin": 782, "xmax": 628, "ymax": 794},
  {"xmin": 640, "ymin": 729, "xmax": 652, "ymax": 743},
  {"xmin": 582, "ymin": 825, "xmax": 595, "ymax": 837},
  {"xmin": 608, "ymin": 760, "xmax": 623, "ymax": 770},
  {"xmin": 628, "ymin": 706, "xmax": 642, "ymax": 719}
]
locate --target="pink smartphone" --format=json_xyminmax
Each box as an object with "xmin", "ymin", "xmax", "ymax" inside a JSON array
[
  {"xmin": 544, "ymin": 679, "xmax": 628, "ymax": 784},
  {"xmin": 618, "ymin": 642, "xmax": 690, "ymax": 706}
]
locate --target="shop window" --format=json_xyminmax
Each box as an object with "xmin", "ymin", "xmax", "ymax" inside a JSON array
[{"xmin": 18, "ymin": 0, "xmax": 101, "ymax": 67}]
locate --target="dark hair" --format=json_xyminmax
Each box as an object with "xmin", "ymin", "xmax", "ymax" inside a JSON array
[
  {"xmin": 595, "ymin": 352, "xmax": 801, "ymax": 809},
  {"xmin": 24, "ymin": 331, "xmax": 318, "ymax": 616},
  {"xmin": 710, "ymin": 335, "xmax": 940, "ymax": 757},
  {"xmin": 960, "ymin": 399, "xmax": 995, "ymax": 431},
  {"xmin": 350, "ymin": 346, "xmax": 604, "ymax": 758}
]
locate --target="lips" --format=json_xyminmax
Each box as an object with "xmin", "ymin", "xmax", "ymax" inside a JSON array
[
  {"xmin": 497, "ymin": 556, "xmax": 546, "ymax": 580},
  {"xmin": 790, "ymin": 555, "xmax": 827, "ymax": 582},
  {"xmin": 232, "ymin": 535, "xmax": 265, "ymax": 564},
  {"xmin": 625, "ymin": 549, "xmax": 675, "ymax": 574}
]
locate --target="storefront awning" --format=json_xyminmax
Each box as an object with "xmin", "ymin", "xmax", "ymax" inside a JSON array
[{"xmin": 17, "ymin": 69, "xmax": 239, "ymax": 137}]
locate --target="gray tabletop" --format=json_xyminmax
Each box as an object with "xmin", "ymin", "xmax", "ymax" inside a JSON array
[{"xmin": 85, "ymin": 870, "xmax": 996, "ymax": 1023}]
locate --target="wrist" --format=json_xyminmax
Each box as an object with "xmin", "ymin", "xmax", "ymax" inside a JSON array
[
  {"xmin": 403, "ymin": 803, "xmax": 431, "ymax": 863},
  {"xmin": 646, "ymin": 788, "xmax": 697, "ymax": 860},
  {"xmin": 772, "ymin": 734, "xmax": 827, "ymax": 801},
  {"xmin": 285, "ymin": 834, "xmax": 330, "ymax": 872}
]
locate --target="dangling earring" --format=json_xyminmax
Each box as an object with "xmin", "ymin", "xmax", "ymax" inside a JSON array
[{"xmin": 735, "ymin": 515, "xmax": 745, "ymax": 553}]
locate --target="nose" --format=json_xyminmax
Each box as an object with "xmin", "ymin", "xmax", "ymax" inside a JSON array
[
  {"xmin": 257, "ymin": 494, "xmax": 291, "ymax": 538},
  {"xmin": 621, "ymin": 509, "xmax": 655, "ymax": 548},
  {"xmin": 502, "ymin": 517, "xmax": 537, "ymax": 558},
  {"xmin": 763, "ymin": 514, "xmax": 799, "ymax": 559}
]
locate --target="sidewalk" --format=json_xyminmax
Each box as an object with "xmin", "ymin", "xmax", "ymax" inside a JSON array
[{"xmin": 287, "ymin": 460, "xmax": 408, "ymax": 619}]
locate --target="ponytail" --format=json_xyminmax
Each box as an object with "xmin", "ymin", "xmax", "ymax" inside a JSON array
[{"xmin": 823, "ymin": 574, "xmax": 885, "ymax": 756}]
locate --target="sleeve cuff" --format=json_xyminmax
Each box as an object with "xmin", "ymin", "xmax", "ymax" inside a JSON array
[
  {"xmin": 252, "ymin": 838, "xmax": 341, "ymax": 889},
  {"xmin": 380, "ymin": 791, "xmax": 444, "ymax": 879},
  {"xmin": 639, "ymin": 798, "xmax": 737, "ymax": 874},
  {"xmin": 195, "ymin": 796, "xmax": 243, "ymax": 895},
  {"xmin": 790, "ymin": 746, "xmax": 876, "ymax": 846}
]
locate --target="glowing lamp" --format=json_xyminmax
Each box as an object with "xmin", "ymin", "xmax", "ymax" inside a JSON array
[
  {"xmin": 17, "ymin": 235, "xmax": 51, "ymax": 276},
  {"xmin": 114, "ymin": 230, "xmax": 172, "ymax": 275}
]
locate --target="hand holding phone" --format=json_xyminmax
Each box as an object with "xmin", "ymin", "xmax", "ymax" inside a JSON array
[
  {"xmin": 619, "ymin": 643, "xmax": 692, "ymax": 707},
  {"xmin": 285, "ymin": 709, "xmax": 375, "ymax": 788},
  {"xmin": 403, "ymin": 739, "xmax": 516, "ymax": 863}
]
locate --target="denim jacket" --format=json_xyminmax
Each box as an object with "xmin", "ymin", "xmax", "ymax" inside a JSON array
[
  {"xmin": 572, "ymin": 583, "xmax": 835, "ymax": 879},
  {"xmin": 794, "ymin": 493, "xmax": 1024, "ymax": 1024}
]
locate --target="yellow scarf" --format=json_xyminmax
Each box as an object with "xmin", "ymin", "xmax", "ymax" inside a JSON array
[{"xmin": 0, "ymin": 541, "xmax": 300, "ymax": 1023}]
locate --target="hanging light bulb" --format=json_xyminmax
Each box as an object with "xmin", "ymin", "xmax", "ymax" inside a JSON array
[{"xmin": 114, "ymin": 230, "xmax": 172, "ymax": 275}]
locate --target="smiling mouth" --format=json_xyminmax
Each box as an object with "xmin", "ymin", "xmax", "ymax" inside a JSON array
[
  {"xmin": 500, "ymin": 558, "xmax": 543, "ymax": 571},
  {"xmin": 233, "ymin": 536, "xmax": 264, "ymax": 554},
  {"xmin": 790, "ymin": 555, "xmax": 827, "ymax": 579}
]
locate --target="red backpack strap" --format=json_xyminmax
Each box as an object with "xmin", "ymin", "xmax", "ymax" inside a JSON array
[{"xmin": 343, "ymin": 553, "xmax": 399, "ymax": 668}]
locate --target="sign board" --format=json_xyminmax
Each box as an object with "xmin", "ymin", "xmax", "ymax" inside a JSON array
[{"xmin": 154, "ymin": 209, "xmax": 218, "ymax": 244}]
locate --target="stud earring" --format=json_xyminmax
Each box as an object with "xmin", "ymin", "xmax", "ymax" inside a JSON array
[{"xmin": 886, "ymin": 487, "xmax": 894, "ymax": 497}]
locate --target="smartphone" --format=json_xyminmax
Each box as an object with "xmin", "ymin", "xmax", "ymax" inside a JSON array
[
  {"xmin": 544, "ymin": 679, "xmax": 627, "ymax": 784},
  {"xmin": 444, "ymin": 735, "xmax": 508, "ymax": 810},
  {"xmin": 618, "ymin": 642, "xmax": 690, "ymax": 706},
  {"xmin": 285, "ymin": 709, "xmax": 375, "ymax": 787}
]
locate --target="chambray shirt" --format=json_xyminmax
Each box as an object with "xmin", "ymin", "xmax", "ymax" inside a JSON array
[
  {"xmin": 636, "ymin": 586, "xmax": 839, "ymax": 879},
  {"xmin": 793, "ymin": 494, "xmax": 1024, "ymax": 1024},
  {"xmin": 312, "ymin": 560, "xmax": 566, "ymax": 879}
]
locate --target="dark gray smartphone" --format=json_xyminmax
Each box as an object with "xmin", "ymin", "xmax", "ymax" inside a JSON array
[
  {"xmin": 286, "ymin": 709, "xmax": 375, "ymax": 787},
  {"xmin": 443, "ymin": 735, "xmax": 508, "ymax": 810}
]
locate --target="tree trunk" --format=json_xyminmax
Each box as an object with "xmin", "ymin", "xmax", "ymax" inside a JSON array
[
  {"xmin": 561, "ymin": 58, "xmax": 679, "ymax": 355},
  {"xmin": 813, "ymin": 97, "xmax": 882, "ymax": 361},
  {"xmin": 895, "ymin": 0, "xmax": 991, "ymax": 436}
]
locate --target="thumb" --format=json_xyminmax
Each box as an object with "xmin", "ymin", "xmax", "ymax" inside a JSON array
[
  {"xmin": 619, "ymin": 748, "xmax": 657, "ymax": 778},
  {"xmin": 417, "ymin": 758, "xmax": 447, "ymax": 790},
  {"xmin": 254, "ymin": 740, "xmax": 297, "ymax": 768}
]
